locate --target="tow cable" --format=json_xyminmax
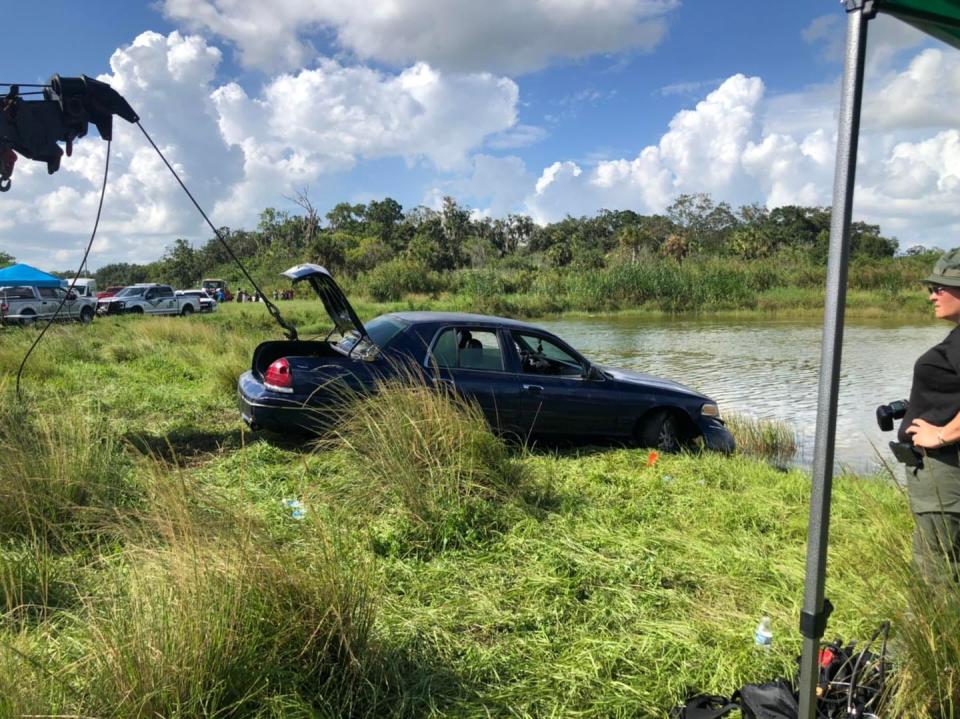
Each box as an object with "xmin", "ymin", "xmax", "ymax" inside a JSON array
[{"xmin": 13, "ymin": 91, "xmax": 298, "ymax": 401}]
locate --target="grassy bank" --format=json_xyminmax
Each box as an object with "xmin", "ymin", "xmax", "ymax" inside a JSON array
[
  {"xmin": 209, "ymin": 253, "xmax": 936, "ymax": 320},
  {"xmin": 0, "ymin": 309, "xmax": 954, "ymax": 717}
]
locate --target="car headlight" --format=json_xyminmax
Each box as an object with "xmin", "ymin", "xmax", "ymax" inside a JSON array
[{"xmin": 701, "ymin": 403, "xmax": 721, "ymax": 419}]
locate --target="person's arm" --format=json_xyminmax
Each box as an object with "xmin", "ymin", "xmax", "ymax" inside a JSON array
[{"xmin": 906, "ymin": 413, "xmax": 960, "ymax": 448}]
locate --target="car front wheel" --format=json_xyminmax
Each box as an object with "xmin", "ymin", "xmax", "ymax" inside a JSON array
[
  {"xmin": 79, "ymin": 307, "xmax": 94, "ymax": 324},
  {"xmin": 637, "ymin": 409, "xmax": 684, "ymax": 453},
  {"xmin": 181, "ymin": 304, "xmax": 194, "ymax": 317}
]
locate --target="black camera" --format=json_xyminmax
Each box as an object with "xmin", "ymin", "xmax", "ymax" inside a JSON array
[
  {"xmin": 876, "ymin": 399, "xmax": 908, "ymax": 432},
  {"xmin": 889, "ymin": 440, "xmax": 923, "ymax": 468}
]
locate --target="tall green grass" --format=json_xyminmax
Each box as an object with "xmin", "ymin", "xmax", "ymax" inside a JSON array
[
  {"xmin": 324, "ymin": 368, "xmax": 531, "ymax": 553},
  {"xmin": 725, "ymin": 413, "xmax": 798, "ymax": 464},
  {"xmin": 0, "ymin": 457, "xmax": 380, "ymax": 718},
  {"xmin": 0, "ymin": 384, "xmax": 133, "ymax": 545},
  {"xmin": 0, "ymin": 301, "xmax": 947, "ymax": 717},
  {"xmin": 872, "ymin": 521, "xmax": 960, "ymax": 718}
]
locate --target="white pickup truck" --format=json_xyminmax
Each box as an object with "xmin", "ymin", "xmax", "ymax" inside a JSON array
[
  {"xmin": 97, "ymin": 283, "xmax": 202, "ymax": 317},
  {"xmin": 0, "ymin": 285, "xmax": 98, "ymax": 326}
]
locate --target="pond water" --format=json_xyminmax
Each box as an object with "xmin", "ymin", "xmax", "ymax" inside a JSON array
[{"xmin": 535, "ymin": 314, "xmax": 948, "ymax": 473}]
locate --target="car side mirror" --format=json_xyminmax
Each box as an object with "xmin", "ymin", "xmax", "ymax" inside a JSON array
[
  {"xmin": 584, "ymin": 364, "xmax": 604, "ymax": 381},
  {"xmin": 65, "ymin": 291, "xmax": 77, "ymax": 300}
]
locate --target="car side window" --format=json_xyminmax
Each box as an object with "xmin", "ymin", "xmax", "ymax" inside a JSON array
[
  {"xmin": 158, "ymin": 286, "xmax": 174, "ymax": 298},
  {"xmin": 512, "ymin": 332, "xmax": 584, "ymax": 377},
  {"xmin": 1, "ymin": 286, "xmax": 34, "ymax": 299},
  {"xmin": 429, "ymin": 328, "xmax": 504, "ymax": 371},
  {"xmin": 38, "ymin": 287, "xmax": 59, "ymax": 299}
]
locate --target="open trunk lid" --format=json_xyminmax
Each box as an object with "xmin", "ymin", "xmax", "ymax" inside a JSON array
[{"xmin": 282, "ymin": 264, "xmax": 367, "ymax": 340}]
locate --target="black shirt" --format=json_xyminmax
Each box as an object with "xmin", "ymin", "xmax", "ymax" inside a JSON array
[{"xmin": 899, "ymin": 325, "xmax": 960, "ymax": 443}]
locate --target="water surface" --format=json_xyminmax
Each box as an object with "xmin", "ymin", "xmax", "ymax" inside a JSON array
[{"xmin": 535, "ymin": 314, "xmax": 947, "ymax": 473}]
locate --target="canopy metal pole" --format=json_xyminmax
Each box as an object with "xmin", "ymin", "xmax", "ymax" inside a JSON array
[{"xmin": 797, "ymin": 4, "xmax": 871, "ymax": 718}]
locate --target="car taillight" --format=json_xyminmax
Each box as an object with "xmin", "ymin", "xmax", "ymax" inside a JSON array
[{"xmin": 264, "ymin": 358, "xmax": 294, "ymax": 393}]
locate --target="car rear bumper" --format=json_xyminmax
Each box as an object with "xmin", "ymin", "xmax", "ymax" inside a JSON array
[{"xmin": 237, "ymin": 370, "xmax": 326, "ymax": 433}]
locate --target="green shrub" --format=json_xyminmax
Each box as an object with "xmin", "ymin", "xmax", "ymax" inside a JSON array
[{"xmin": 362, "ymin": 259, "xmax": 446, "ymax": 301}]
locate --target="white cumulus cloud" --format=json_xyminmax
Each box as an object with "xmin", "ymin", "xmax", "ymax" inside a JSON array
[
  {"xmin": 527, "ymin": 75, "xmax": 765, "ymax": 223},
  {"xmin": 0, "ymin": 30, "xmax": 521, "ymax": 268},
  {"xmin": 521, "ymin": 38, "xmax": 960, "ymax": 249},
  {"xmin": 162, "ymin": 0, "xmax": 678, "ymax": 74}
]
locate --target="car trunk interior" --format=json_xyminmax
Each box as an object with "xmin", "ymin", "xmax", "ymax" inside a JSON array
[{"xmin": 251, "ymin": 340, "xmax": 339, "ymax": 378}]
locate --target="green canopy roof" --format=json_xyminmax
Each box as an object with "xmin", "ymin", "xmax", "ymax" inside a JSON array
[{"xmin": 875, "ymin": 0, "xmax": 960, "ymax": 50}]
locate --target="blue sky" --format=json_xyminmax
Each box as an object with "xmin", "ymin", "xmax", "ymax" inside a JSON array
[{"xmin": 2, "ymin": 1, "xmax": 957, "ymax": 270}]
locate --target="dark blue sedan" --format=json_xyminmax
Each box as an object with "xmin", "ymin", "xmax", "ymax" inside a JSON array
[{"xmin": 238, "ymin": 264, "xmax": 735, "ymax": 453}]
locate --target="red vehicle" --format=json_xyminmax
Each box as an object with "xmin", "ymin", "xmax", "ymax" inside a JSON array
[{"xmin": 96, "ymin": 285, "xmax": 125, "ymax": 299}]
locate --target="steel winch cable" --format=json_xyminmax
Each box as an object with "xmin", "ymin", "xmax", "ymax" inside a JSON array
[
  {"xmin": 14, "ymin": 117, "xmax": 300, "ymax": 401},
  {"xmin": 135, "ymin": 122, "xmax": 298, "ymax": 341},
  {"xmin": 15, "ymin": 140, "xmax": 111, "ymax": 402}
]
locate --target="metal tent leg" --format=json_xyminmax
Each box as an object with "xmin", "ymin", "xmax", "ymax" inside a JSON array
[{"xmin": 797, "ymin": 4, "xmax": 871, "ymax": 718}]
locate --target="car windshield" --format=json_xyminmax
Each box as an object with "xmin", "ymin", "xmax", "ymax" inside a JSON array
[
  {"xmin": 114, "ymin": 287, "xmax": 146, "ymax": 298},
  {"xmin": 365, "ymin": 316, "xmax": 406, "ymax": 348}
]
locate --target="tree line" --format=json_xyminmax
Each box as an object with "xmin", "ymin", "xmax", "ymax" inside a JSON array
[{"xmin": 73, "ymin": 192, "xmax": 911, "ymax": 289}]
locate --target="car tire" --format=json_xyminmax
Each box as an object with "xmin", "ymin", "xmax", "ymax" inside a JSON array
[
  {"xmin": 637, "ymin": 409, "xmax": 684, "ymax": 453},
  {"xmin": 19, "ymin": 309, "xmax": 36, "ymax": 327},
  {"xmin": 79, "ymin": 307, "xmax": 94, "ymax": 324},
  {"xmin": 130, "ymin": 306, "xmax": 144, "ymax": 315},
  {"xmin": 181, "ymin": 304, "xmax": 194, "ymax": 317}
]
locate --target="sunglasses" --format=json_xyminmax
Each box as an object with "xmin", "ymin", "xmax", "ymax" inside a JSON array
[{"xmin": 927, "ymin": 284, "xmax": 949, "ymax": 295}]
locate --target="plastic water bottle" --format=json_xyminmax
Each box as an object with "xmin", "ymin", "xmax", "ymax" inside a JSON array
[
  {"xmin": 283, "ymin": 498, "xmax": 306, "ymax": 520},
  {"xmin": 754, "ymin": 616, "xmax": 773, "ymax": 649}
]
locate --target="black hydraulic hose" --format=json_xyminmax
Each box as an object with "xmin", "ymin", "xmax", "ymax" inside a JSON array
[{"xmin": 16, "ymin": 141, "xmax": 110, "ymax": 402}]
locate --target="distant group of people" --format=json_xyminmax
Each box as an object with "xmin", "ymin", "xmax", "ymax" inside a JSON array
[
  {"xmin": 234, "ymin": 288, "xmax": 295, "ymax": 302},
  {"xmin": 235, "ymin": 289, "xmax": 261, "ymax": 303}
]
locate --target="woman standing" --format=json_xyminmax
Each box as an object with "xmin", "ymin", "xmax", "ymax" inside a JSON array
[{"xmin": 902, "ymin": 249, "xmax": 960, "ymax": 581}]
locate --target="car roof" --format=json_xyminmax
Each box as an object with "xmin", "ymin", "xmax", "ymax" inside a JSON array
[{"xmin": 386, "ymin": 311, "xmax": 545, "ymax": 332}]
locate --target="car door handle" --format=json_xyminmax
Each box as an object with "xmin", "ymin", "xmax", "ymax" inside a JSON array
[
  {"xmin": 523, "ymin": 384, "xmax": 543, "ymax": 394},
  {"xmin": 436, "ymin": 378, "xmax": 455, "ymax": 388}
]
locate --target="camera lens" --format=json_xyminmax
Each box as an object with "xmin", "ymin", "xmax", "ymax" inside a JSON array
[
  {"xmin": 877, "ymin": 405, "xmax": 894, "ymax": 432},
  {"xmin": 876, "ymin": 400, "xmax": 909, "ymax": 432}
]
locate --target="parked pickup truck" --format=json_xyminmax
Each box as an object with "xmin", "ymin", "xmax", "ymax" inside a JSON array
[
  {"xmin": 59, "ymin": 277, "xmax": 98, "ymax": 298},
  {"xmin": 0, "ymin": 285, "xmax": 97, "ymax": 326},
  {"xmin": 176, "ymin": 289, "xmax": 218, "ymax": 313},
  {"xmin": 97, "ymin": 283, "xmax": 201, "ymax": 317}
]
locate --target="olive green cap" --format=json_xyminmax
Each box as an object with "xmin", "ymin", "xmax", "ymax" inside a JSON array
[{"xmin": 924, "ymin": 249, "xmax": 960, "ymax": 287}]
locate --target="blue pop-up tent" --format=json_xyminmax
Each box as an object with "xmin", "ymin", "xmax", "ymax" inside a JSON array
[{"xmin": 0, "ymin": 263, "xmax": 63, "ymax": 288}]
